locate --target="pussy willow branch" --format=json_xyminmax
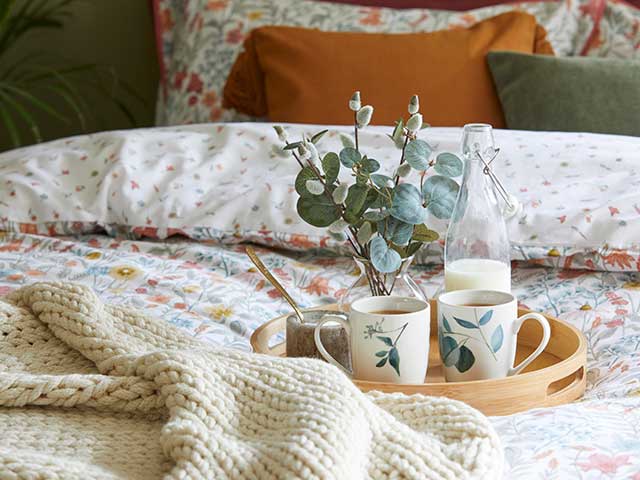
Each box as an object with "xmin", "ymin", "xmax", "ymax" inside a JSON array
[
  {"xmin": 354, "ymin": 111, "xmax": 359, "ymax": 151},
  {"xmin": 394, "ymin": 134, "xmax": 410, "ymax": 186}
]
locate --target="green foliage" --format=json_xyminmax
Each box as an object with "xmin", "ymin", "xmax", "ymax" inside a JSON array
[
  {"xmin": 422, "ymin": 175, "xmax": 460, "ymax": 219},
  {"xmin": 0, "ymin": 0, "xmax": 144, "ymax": 149},
  {"xmin": 278, "ymin": 91, "xmax": 462, "ymax": 280}
]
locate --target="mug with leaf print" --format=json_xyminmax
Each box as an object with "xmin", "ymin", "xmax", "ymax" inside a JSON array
[
  {"xmin": 314, "ymin": 296, "xmax": 430, "ymax": 384},
  {"xmin": 437, "ymin": 289, "xmax": 550, "ymax": 382}
]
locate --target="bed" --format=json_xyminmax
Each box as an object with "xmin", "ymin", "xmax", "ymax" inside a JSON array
[
  {"xmin": 1, "ymin": 0, "xmax": 639, "ymax": 477},
  {"xmin": 1, "ymin": 123, "xmax": 639, "ymax": 478}
]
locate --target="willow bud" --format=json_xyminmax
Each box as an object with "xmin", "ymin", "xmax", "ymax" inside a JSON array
[
  {"xmin": 356, "ymin": 105, "xmax": 374, "ymax": 129},
  {"xmin": 332, "ymin": 183, "xmax": 349, "ymax": 204},
  {"xmin": 408, "ymin": 95, "xmax": 419, "ymax": 115},
  {"xmin": 305, "ymin": 180, "xmax": 325, "ymax": 195},
  {"xmin": 349, "ymin": 91, "xmax": 361, "ymax": 111},
  {"xmin": 273, "ymin": 125, "xmax": 288, "ymax": 142},
  {"xmin": 406, "ymin": 113, "xmax": 423, "ymax": 133}
]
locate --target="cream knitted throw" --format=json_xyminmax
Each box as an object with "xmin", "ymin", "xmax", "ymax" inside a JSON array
[{"xmin": 0, "ymin": 282, "xmax": 503, "ymax": 479}]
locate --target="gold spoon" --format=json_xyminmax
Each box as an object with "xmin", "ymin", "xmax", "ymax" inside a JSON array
[{"xmin": 245, "ymin": 246, "xmax": 305, "ymax": 324}]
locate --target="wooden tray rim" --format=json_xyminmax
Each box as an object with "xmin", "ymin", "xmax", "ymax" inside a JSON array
[{"xmin": 250, "ymin": 303, "xmax": 587, "ymax": 390}]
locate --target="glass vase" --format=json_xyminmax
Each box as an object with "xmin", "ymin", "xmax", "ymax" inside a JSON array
[
  {"xmin": 444, "ymin": 124, "xmax": 511, "ymax": 293},
  {"xmin": 339, "ymin": 256, "xmax": 428, "ymax": 312}
]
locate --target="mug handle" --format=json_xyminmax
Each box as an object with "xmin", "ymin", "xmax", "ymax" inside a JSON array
[
  {"xmin": 508, "ymin": 312, "xmax": 551, "ymax": 376},
  {"xmin": 313, "ymin": 314, "xmax": 352, "ymax": 377}
]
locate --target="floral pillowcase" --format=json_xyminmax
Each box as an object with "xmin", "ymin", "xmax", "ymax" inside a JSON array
[
  {"xmin": 1, "ymin": 123, "xmax": 639, "ymax": 273},
  {"xmin": 152, "ymin": 0, "xmax": 593, "ymax": 126}
]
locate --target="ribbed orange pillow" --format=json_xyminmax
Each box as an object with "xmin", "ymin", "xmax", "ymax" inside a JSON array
[{"xmin": 223, "ymin": 12, "xmax": 554, "ymax": 127}]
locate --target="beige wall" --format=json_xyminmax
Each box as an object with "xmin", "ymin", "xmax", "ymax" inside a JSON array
[{"xmin": 1, "ymin": 0, "xmax": 159, "ymax": 152}]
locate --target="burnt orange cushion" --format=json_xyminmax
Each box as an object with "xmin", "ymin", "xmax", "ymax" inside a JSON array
[{"xmin": 223, "ymin": 11, "xmax": 554, "ymax": 127}]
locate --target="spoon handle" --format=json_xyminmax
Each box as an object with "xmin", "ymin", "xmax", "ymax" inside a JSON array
[{"xmin": 245, "ymin": 246, "xmax": 306, "ymax": 324}]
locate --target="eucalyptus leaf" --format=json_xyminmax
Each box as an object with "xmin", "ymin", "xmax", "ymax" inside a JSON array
[
  {"xmin": 370, "ymin": 174, "xmax": 393, "ymax": 188},
  {"xmin": 422, "ymin": 175, "xmax": 460, "ymax": 220},
  {"xmin": 412, "ymin": 224, "xmax": 439, "ymax": 243},
  {"xmin": 296, "ymin": 195, "xmax": 341, "ymax": 227},
  {"xmin": 390, "ymin": 184, "xmax": 428, "ymax": 225},
  {"xmin": 344, "ymin": 184, "xmax": 370, "ymax": 224},
  {"xmin": 321, "ymin": 152, "xmax": 340, "ymax": 185},
  {"xmin": 363, "ymin": 210, "xmax": 389, "ymax": 222},
  {"xmin": 369, "ymin": 236, "xmax": 401, "ymax": 273},
  {"xmin": 379, "ymin": 217, "xmax": 413, "ymax": 246},
  {"xmin": 434, "ymin": 152, "xmax": 463, "ymax": 177},
  {"xmin": 404, "ymin": 139, "xmax": 432, "ymax": 171},
  {"xmin": 405, "ymin": 242, "xmax": 422, "ymax": 257},
  {"xmin": 340, "ymin": 147, "xmax": 361, "ymax": 167},
  {"xmin": 356, "ymin": 221, "xmax": 374, "ymax": 245},
  {"xmin": 360, "ymin": 157, "xmax": 380, "ymax": 173},
  {"xmin": 370, "ymin": 188, "xmax": 393, "ymax": 209}
]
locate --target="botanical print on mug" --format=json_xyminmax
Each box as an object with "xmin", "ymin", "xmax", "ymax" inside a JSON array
[
  {"xmin": 364, "ymin": 318, "xmax": 409, "ymax": 376},
  {"xmin": 439, "ymin": 309, "xmax": 504, "ymax": 373}
]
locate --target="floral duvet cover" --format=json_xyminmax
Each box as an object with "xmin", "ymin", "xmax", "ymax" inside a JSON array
[{"xmin": 1, "ymin": 231, "xmax": 639, "ymax": 479}]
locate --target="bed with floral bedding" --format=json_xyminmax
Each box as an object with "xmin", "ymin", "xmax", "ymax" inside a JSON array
[{"xmin": 1, "ymin": 123, "xmax": 640, "ymax": 478}]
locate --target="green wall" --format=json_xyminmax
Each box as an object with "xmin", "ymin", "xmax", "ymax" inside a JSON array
[{"xmin": 1, "ymin": 0, "xmax": 159, "ymax": 152}]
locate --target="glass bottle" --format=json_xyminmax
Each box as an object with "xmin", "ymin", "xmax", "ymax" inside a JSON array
[
  {"xmin": 339, "ymin": 256, "xmax": 428, "ymax": 312},
  {"xmin": 444, "ymin": 124, "xmax": 511, "ymax": 293}
]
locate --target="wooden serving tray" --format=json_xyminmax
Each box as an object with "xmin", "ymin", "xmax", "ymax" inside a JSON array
[{"xmin": 251, "ymin": 302, "xmax": 587, "ymax": 416}]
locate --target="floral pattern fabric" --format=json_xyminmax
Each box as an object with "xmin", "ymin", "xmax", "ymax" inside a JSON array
[
  {"xmin": 1, "ymin": 231, "xmax": 640, "ymax": 479},
  {"xmin": 152, "ymin": 0, "xmax": 590, "ymax": 125},
  {"xmin": 1, "ymin": 124, "xmax": 640, "ymax": 272}
]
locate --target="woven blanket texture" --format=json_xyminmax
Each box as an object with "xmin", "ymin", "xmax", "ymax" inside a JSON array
[{"xmin": 0, "ymin": 282, "xmax": 503, "ymax": 479}]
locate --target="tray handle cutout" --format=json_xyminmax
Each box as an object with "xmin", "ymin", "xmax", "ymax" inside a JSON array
[{"xmin": 546, "ymin": 366, "xmax": 585, "ymax": 401}]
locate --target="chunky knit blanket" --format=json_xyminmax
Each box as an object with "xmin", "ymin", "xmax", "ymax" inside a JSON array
[{"xmin": 0, "ymin": 282, "xmax": 503, "ymax": 479}]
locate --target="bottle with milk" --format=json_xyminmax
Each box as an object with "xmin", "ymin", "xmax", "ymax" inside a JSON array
[{"xmin": 444, "ymin": 124, "xmax": 511, "ymax": 293}]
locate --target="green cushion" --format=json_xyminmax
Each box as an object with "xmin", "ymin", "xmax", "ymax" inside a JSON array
[{"xmin": 487, "ymin": 51, "xmax": 640, "ymax": 137}]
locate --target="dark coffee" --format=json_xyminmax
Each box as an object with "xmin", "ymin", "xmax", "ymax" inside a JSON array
[{"xmin": 370, "ymin": 309, "xmax": 410, "ymax": 315}]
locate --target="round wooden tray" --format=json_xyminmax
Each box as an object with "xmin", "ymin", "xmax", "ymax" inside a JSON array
[{"xmin": 251, "ymin": 302, "xmax": 587, "ymax": 416}]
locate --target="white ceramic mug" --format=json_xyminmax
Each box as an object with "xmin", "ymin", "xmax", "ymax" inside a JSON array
[
  {"xmin": 437, "ymin": 289, "xmax": 551, "ymax": 382},
  {"xmin": 314, "ymin": 296, "xmax": 430, "ymax": 383}
]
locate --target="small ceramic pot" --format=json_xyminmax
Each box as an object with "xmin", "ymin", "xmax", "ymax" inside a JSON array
[{"xmin": 286, "ymin": 310, "xmax": 351, "ymax": 371}]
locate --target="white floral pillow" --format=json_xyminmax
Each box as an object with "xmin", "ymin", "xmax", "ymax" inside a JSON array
[
  {"xmin": 152, "ymin": 0, "xmax": 590, "ymax": 126},
  {"xmin": 1, "ymin": 124, "xmax": 640, "ymax": 273}
]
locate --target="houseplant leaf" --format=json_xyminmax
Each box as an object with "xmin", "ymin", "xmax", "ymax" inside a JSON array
[
  {"xmin": 390, "ymin": 183, "xmax": 427, "ymax": 225},
  {"xmin": 296, "ymin": 195, "xmax": 341, "ymax": 227},
  {"xmin": 412, "ymin": 224, "xmax": 439, "ymax": 242},
  {"xmin": 339, "ymin": 147, "xmax": 361, "ymax": 167},
  {"xmin": 422, "ymin": 175, "xmax": 460, "ymax": 219},
  {"xmin": 434, "ymin": 152, "xmax": 463, "ymax": 177},
  {"xmin": 321, "ymin": 152, "xmax": 340, "ymax": 185},
  {"xmin": 379, "ymin": 217, "xmax": 413, "ymax": 246},
  {"xmin": 370, "ymin": 236, "xmax": 401, "ymax": 273},
  {"xmin": 404, "ymin": 139, "xmax": 432, "ymax": 171}
]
